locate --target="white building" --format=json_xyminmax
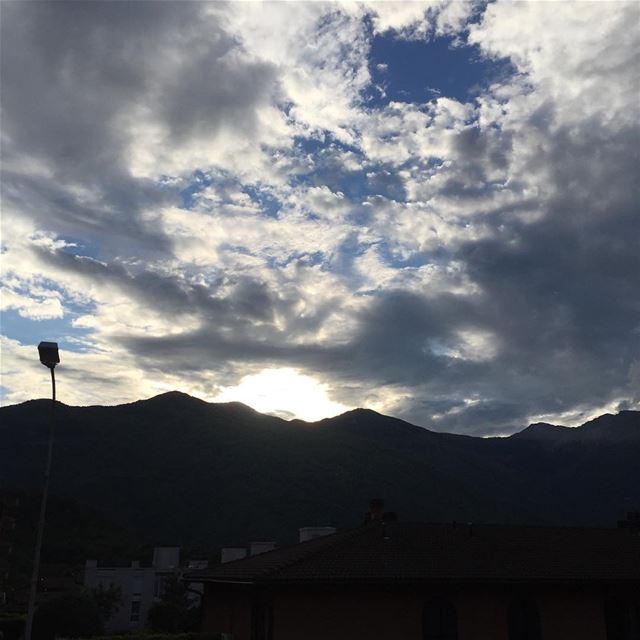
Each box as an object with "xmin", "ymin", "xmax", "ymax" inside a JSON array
[{"xmin": 84, "ymin": 546, "xmax": 206, "ymax": 632}]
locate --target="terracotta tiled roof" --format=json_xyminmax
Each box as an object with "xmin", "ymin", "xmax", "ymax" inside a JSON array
[{"xmin": 186, "ymin": 522, "xmax": 640, "ymax": 586}]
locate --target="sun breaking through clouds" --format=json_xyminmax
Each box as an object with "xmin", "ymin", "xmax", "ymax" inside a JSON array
[
  {"xmin": 1, "ymin": 1, "xmax": 639, "ymax": 434},
  {"xmin": 214, "ymin": 368, "xmax": 348, "ymax": 422}
]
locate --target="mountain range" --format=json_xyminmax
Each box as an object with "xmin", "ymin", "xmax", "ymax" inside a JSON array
[{"xmin": 1, "ymin": 393, "xmax": 638, "ymax": 560}]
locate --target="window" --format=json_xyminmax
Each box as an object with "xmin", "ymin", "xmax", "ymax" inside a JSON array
[
  {"xmin": 507, "ymin": 598, "xmax": 541, "ymax": 640},
  {"xmin": 154, "ymin": 575, "xmax": 165, "ymax": 598},
  {"xmin": 422, "ymin": 597, "xmax": 458, "ymax": 640},
  {"xmin": 605, "ymin": 598, "xmax": 640, "ymax": 640},
  {"xmin": 130, "ymin": 599, "xmax": 141, "ymax": 623},
  {"xmin": 132, "ymin": 576, "xmax": 142, "ymax": 596}
]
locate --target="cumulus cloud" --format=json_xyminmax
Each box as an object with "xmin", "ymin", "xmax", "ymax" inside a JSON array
[{"xmin": 1, "ymin": 0, "xmax": 638, "ymax": 435}]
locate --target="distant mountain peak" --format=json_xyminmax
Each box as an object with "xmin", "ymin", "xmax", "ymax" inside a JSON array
[
  {"xmin": 339, "ymin": 407, "xmax": 383, "ymax": 418},
  {"xmin": 510, "ymin": 422, "xmax": 572, "ymax": 442},
  {"xmin": 141, "ymin": 391, "xmax": 263, "ymax": 417},
  {"xmin": 149, "ymin": 389, "xmax": 195, "ymax": 400},
  {"xmin": 134, "ymin": 390, "xmax": 207, "ymax": 408},
  {"xmin": 511, "ymin": 410, "xmax": 639, "ymax": 444}
]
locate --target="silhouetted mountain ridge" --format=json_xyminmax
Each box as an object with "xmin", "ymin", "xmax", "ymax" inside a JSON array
[
  {"xmin": 11, "ymin": 393, "xmax": 637, "ymax": 442},
  {"xmin": 510, "ymin": 422, "xmax": 572, "ymax": 442},
  {"xmin": 510, "ymin": 411, "xmax": 639, "ymax": 444},
  {"xmin": 1, "ymin": 394, "xmax": 638, "ymax": 556}
]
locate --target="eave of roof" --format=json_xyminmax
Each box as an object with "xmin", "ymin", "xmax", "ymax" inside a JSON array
[{"xmin": 185, "ymin": 521, "xmax": 640, "ymax": 587}]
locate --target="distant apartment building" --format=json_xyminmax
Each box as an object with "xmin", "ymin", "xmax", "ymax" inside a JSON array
[
  {"xmin": 84, "ymin": 546, "xmax": 207, "ymax": 632},
  {"xmin": 187, "ymin": 510, "xmax": 640, "ymax": 640}
]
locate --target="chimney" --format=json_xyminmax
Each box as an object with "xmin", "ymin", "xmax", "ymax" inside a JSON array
[{"xmin": 365, "ymin": 498, "xmax": 385, "ymax": 523}]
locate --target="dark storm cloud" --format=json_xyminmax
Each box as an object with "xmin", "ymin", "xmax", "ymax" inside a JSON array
[
  {"xmin": 158, "ymin": 51, "xmax": 276, "ymax": 144},
  {"xmin": 116, "ymin": 108, "xmax": 640, "ymax": 434},
  {"xmin": 0, "ymin": 0, "xmax": 278, "ymax": 254},
  {"xmin": 33, "ymin": 246, "xmax": 288, "ymax": 329},
  {"xmin": 451, "ymin": 126, "xmax": 511, "ymax": 173},
  {"xmin": 2, "ymin": 170, "xmax": 174, "ymax": 254},
  {"xmin": 418, "ymin": 123, "xmax": 640, "ymax": 432},
  {"xmin": 118, "ymin": 287, "xmax": 489, "ymax": 405}
]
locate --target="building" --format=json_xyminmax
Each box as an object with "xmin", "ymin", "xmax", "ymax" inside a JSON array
[
  {"xmin": 187, "ymin": 516, "xmax": 640, "ymax": 640},
  {"xmin": 84, "ymin": 546, "xmax": 207, "ymax": 632}
]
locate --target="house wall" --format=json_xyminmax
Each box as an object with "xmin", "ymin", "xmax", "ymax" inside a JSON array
[
  {"xmin": 538, "ymin": 590, "xmax": 609, "ymax": 640},
  {"xmin": 203, "ymin": 583, "xmax": 253, "ymax": 640},
  {"xmin": 84, "ymin": 564, "xmax": 156, "ymax": 632},
  {"xmin": 202, "ymin": 583, "xmax": 617, "ymax": 640}
]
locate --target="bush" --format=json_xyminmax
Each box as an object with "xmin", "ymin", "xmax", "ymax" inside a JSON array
[
  {"xmin": 32, "ymin": 592, "xmax": 103, "ymax": 640},
  {"xmin": 0, "ymin": 613, "xmax": 26, "ymax": 640},
  {"xmin": 80, "ymin": 634, "xmax": 221, "ymax": 640}
]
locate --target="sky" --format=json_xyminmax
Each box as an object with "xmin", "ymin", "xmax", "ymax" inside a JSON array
[{"xmin": 1, "ymin": 1, "xmax": 639, "ymax": 435}]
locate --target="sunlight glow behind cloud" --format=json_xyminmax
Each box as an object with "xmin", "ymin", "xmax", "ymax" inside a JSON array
[{"xmin": 213, "ymin": 368, "xmax": 348, "ymax": 422}]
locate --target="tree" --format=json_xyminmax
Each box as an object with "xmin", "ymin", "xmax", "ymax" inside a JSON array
[
  {"xmin": 91, "ymin": 582, "xmax": 123, "ymax": 622},
  {"xmin": 32, "ymin": 592, "xmax": 103, "ymax": 640},
  {"xmin": 147, "ymin": 574, "xmax": 201, "ymax": 632}
]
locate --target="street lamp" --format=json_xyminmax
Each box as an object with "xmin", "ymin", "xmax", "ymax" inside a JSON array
[
  {"xmin": 37, "ymin": 342, "xmax": 59, "ymax": 400},
  {"xmin": 25, "ymin": 342, "xmax": 60, "ymax": 640}
]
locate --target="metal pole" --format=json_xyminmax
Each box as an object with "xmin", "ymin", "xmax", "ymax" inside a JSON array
[{"xmin": 24, "ymin": 367, "xmax": 56, "ymax": 640}]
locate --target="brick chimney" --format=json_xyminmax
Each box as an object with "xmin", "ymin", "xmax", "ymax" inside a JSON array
[{"xmin": 365, "ymin": 498, "xmax": 385, "ymax": 523}]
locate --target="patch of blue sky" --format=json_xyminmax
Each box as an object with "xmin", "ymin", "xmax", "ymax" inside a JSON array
[
  {"xmin": 291, "ymin": 133, "xmax": 413, "ymax": 204},
  {"xmin": 218, "ymin": 242, "xmax": 255, "ymax": 258},
  {"xmin": 366, "ymin": 33, "xmax": 516, "ymax": 107},
  {"xmin": 294, "ymin": 133, "xmax": 361, "ymax": 156},
  {"xmin": 333, "ymin": 172, "xmax": 371, "ymax": 202},
  {"xmin": 365, "ymin": 168, "xmax": 407, "ymax": 202},
  {"xmin": 180, "ymin": 171, "xmax": 283, "ymax": 219},
  {"xmin": 265, "ymin": 250, "xmax": 325, "ymax": 270},
  {"xmin": 375, "ymin": 239, "xmax": 447, "ymax": 270},
  {"xmin": 179, "ymin": 170, "xmax": 215, "ymax": 209},
  {"xmin": 242, "ymin": 184, "xmax": 281, "ymax": 219},
  {"xmin": 1, "ymin": 308, "xmax": 95, "ymax": 354},
  {"xmin": 57, "ymin": 234, "xmax": 101, "ymax": 260},
  {"xmin": 292, "ymin": 135, "xmax": 402, "ymax": 204},
  {"xmin": 0, "ymin": 385, "xmax": 11, "ymax": 404},
  {"xmin": 294, "ymin": 135, "xmax": 327, "ymax": 156}
]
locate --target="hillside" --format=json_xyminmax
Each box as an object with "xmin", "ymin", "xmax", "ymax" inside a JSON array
[{"xmin": 1, "ymin": 393, "xmax": 638, "ymax": 557}]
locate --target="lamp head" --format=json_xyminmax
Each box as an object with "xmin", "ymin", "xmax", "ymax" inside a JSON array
[{"xmin": 38, "ymin": 342, "xmax": 60, "ymax": 369}]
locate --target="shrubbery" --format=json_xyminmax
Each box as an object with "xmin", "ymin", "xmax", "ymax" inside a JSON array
[
  {"xmin": 146, "ymin": 575, "xmax": 201, "ymax": 633},
  {"xmin": 81, "ymin": 634, "xmax": 221, "ymax": 640},
  {"xmin": 0, "ymin": 613, "xmax": 27, "ymax": 640},
  {"xmin": 32, "ymin": 592, "xmax": 103, "ymax": 640}
]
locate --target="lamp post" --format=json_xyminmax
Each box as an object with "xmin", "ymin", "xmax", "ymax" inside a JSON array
[{"xmin": 24, "ymin": 342, "xmax": 60, "ymax": 640}]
